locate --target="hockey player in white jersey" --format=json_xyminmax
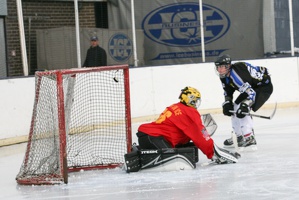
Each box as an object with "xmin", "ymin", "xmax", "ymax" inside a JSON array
[{"xmin": 214, "ymin": 54, "xmax": 273, "ymax": 149}]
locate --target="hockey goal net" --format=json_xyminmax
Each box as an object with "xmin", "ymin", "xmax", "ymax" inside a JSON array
[{"xmin": 16, "ymin": 65, "xmax": 132, "ymax": 185}]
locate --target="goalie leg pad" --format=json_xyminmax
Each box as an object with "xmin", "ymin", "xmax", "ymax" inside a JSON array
[
  {"xmin": 124, "ymin": 150, "xmax": 141, "ymax": 173},
  {"xmin": 175, "ymin": 144, "xmax": 199, "ymax": 163},
  {"xmin": 140, "ymin": 147, "xmax": 198, "ymax": 171},
  {"xmin": 124, "ymin": 147, "xmax": 198, "ymax": 173}
]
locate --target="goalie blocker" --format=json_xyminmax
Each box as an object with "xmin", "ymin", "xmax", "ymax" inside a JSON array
[{"xmin": 124, "ymin": 146, "xmax": 198, "ymax": 173}]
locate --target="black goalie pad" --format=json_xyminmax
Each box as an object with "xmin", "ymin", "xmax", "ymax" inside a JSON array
[
  {"xmin": 140, "ymin": 147, "xmax": 198, "ymax": 170},
  {"xmin": 124, "ymin": 147, "xmax": 198, "ymax": 173},
  {"xmin": 124, "ymin": 150, "xmax": 141, "ymax": 173}
]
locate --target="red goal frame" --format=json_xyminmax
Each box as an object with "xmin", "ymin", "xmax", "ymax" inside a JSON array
[{"xmin": 16, "ymin": 65, "xmax": 132, "ymax": 185}]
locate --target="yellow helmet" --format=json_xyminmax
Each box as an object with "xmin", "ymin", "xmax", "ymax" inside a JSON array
[{"xmin": 179, "ymin": 86, "xmax": 201, "ymax": 109}]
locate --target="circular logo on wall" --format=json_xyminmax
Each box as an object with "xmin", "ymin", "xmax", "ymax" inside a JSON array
[
  {"xmin": 142, "ymin": 3, "xmax": 230, "ymax": 47},
  {"xmin": 108, "ymin": 33, "xmax": 133, "ymax": 62}
]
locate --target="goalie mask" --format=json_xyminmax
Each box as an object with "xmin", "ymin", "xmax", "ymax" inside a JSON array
[
  {"xmin": 214, "ymin": 54, "xmax": 232, "ymax": 78},
  {"xmin": 179, "ymin": 86, "xmax": 201, "ymax": 109}
]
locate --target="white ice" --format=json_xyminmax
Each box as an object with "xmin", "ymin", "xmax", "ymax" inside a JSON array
[{"xmin": 1, "ymin": 107, "xmax": 299, "ymax": 200}]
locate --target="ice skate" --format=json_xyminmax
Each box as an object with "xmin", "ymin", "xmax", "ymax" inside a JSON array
[
  {"xmin": 223, "ymin": 135, "xmax": 244, "ymax": 148},
  {"xmin": 238, "ymin": 135, "xmax": 257, "ymax": 151},
  {"xmin": 224, "ymin": 134, "xmax": 257, "ymax": 151}
]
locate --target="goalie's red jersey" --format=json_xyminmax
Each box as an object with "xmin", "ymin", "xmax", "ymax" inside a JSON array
[{"xmin": 138, "ymin": 102, "xmax": 214, "ymax": 159}]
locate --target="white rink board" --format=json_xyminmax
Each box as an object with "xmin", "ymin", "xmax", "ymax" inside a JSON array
[{"xmin": 0, "ymin": 57, "xmax": 299, "ymax": 141}]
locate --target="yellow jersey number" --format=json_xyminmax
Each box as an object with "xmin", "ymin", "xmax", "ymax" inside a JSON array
[{"xmin": 155, "ymin": 109, "xmax": 172, "ymax": 124}]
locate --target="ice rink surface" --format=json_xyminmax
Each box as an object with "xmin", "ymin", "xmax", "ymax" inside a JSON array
[{"xmin": 1, "ymin": 107, "xmax": 299, "ymax": 200}]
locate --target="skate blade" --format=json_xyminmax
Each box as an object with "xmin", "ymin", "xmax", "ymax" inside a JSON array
[{"xmin": 239, "ymin": 145, "xmax": 258, "ymax": 152}]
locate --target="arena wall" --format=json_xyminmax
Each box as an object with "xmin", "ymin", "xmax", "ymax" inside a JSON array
[{"xmin": 0, "ymin": 57, "xmax": 298, "ymax": 146}]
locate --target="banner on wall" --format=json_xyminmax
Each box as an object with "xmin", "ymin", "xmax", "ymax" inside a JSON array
[
  {"xmin": 36, "ymin": 27, "xmax": 145, "ymax": 70},
  {"xmin": 107, "ymin": 0, "xmax": 263, "ymax": 65}
]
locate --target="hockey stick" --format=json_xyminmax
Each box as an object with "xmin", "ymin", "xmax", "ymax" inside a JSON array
[
  {"xmin": 231, "ymin": 131, "xmax": 239, "ymax": 153},
  {"xmin": 230, "ymin": 102, "xmax": 277, "ymax": 120}
]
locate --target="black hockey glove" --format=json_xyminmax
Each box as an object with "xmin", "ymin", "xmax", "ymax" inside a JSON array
[
  {"xmin": 236, "ymin": 103, "xmax": 250, "ymax": 118},
  {"xmin": 222, "ymin": 101, "xmax": 234, "ymax": 116}
]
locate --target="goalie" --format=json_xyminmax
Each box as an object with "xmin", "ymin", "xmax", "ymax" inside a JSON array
[{"xmin": 124, "ymin": 86, "xmax": 240, "ymax": 173}]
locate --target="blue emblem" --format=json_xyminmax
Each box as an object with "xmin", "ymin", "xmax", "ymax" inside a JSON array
[
  {"xmin": 108, "ymin": 33, "xmax": 132, "ymax": 62},
  {"xmin": 142, "ymin": 3, "xmax": 230, "ymax": 47}
]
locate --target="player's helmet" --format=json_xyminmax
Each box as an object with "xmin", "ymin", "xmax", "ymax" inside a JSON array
[
  {"xmin": 179, "ymin": 86, "xmax": 201, "ymax": 109},
  {"xmin": 214, "ymin": 54, "xmax": 232, "ymax": 78}
]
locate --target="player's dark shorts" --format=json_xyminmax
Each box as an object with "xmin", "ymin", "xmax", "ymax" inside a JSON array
[
  {"xmin": 235, "ymin": 77, "xmax": 273, "ymax": 112},
  {"xmin": 136, "ymin": 131, "xmax": 172, "ymax": 149}
]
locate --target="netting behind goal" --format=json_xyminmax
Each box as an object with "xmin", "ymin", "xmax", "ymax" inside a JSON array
[{"xmin": 16, "ymin": 65, "xmax": 131, "ymax": 185}]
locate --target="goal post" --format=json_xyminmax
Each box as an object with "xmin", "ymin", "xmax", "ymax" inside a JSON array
[{"xmin": 16, "ymin": 65, "xmax": 132, "ymax": 185}]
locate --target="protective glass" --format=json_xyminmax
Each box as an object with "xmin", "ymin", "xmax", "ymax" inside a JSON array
[{"xmin": 195, "ymin": 98, "xmax": 202, "ymax": 109}]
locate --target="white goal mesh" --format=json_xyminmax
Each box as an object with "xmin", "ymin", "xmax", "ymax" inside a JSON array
[{"xmin": 16, "ymin": 65, "xmax": 131, "ymax": 185}]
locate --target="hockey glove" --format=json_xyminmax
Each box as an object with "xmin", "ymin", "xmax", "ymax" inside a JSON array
[
  {"xmin": 236, "ymin": 102, "xmax": 250, "ymax": 118},
  {"xmin": 222, "ymin": 101, "xmax": 234, "ymax": 116}
]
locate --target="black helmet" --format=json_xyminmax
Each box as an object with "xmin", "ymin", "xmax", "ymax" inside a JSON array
[{"xmin": 214, "ymin": 54, "xmax": 231, "ymax": 66}]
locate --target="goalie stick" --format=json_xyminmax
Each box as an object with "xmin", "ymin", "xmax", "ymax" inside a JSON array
[{"xmin": 230, "ymin": 102, "xmax": 277, "ymax": 120}]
